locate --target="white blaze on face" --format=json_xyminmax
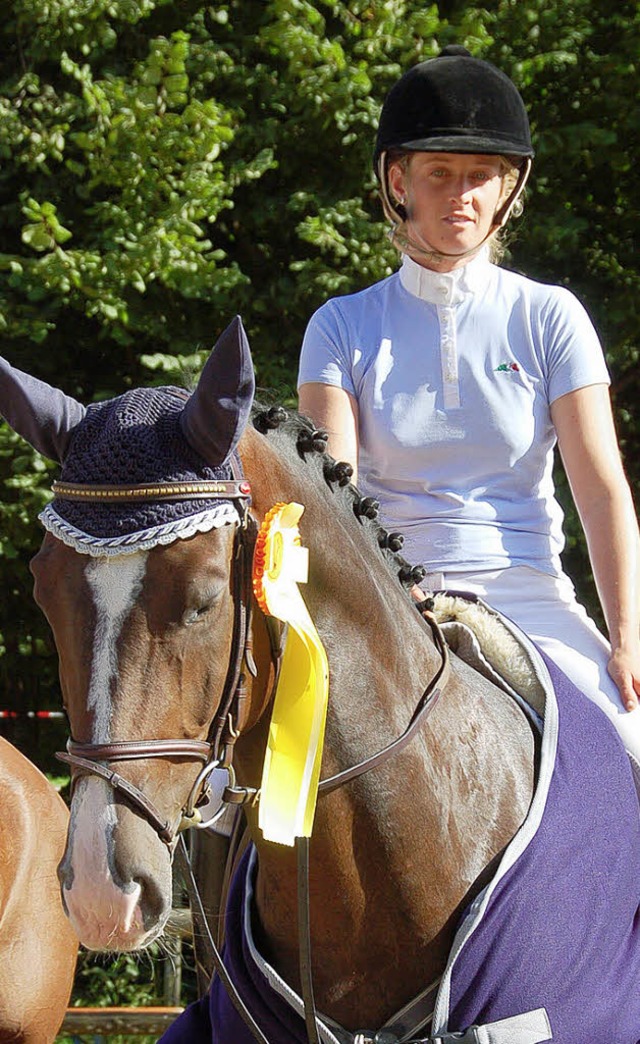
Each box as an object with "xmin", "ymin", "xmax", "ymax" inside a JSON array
[
  {"xmin": 63, "ymin": 550, "xmax": 154, "ymax": 949},
  {"xmin": 63, "ymin": 777, "xmax": 149, "ymax": 949},
  {"xmin": 85, "ymin": 552, "xmax": 149, "ymax": 741}
]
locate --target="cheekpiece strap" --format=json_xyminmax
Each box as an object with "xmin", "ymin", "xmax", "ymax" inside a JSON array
[{"xmin": 52, "ymin": 479, "xmax": 252, "ymax": 503}]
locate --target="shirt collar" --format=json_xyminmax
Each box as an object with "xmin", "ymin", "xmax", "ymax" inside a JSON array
[{"xmin": 399, "ymin": 248, "xmax": 492, "ymax": 306}]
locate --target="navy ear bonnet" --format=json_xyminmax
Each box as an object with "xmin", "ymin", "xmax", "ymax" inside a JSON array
[
  {"xmin": 42, "ymin": 386, "xmax": 242, "ymax": 553},
  {"xmin": 0, "ymin": 316, "xmax": 256, "ymax": 555}
]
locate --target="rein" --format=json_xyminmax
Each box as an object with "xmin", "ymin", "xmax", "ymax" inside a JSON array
[
  {"xmin": 319, "ymin": 609, "xmax": 449, "ymax": 796},
  {"xmin": 299, "ymin": 609, "xmax": 449, "ymax": 1044}
]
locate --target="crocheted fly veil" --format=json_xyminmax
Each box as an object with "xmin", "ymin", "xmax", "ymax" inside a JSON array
[
  {"xmin": 0, "ymin": 317, "xmax": 255, "ymax": 555},
  {"xmin": 41, "ymin": 385, "xmax": 246, "ymax": 554}
]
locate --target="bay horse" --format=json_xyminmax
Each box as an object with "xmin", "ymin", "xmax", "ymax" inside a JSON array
[
  {"xmin": 0, "ymin": 736, "xmax": 78, "ymax": 1043},
  {"xmin": 3, "ymin": 320, "xmax": 640, "ymax": 1043}
]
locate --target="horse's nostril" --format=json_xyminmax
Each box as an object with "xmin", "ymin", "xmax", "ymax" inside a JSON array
[
  {"xmin": 135, "ymin": 873, "xmax": 171, "ymax": 932},
  {"xmin": 57, "ymin": 852, "xmax": 73, "ymax": 891}
]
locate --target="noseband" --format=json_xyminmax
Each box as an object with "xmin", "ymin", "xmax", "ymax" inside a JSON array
[{"xmin": 56, "ymin": 476, "xmax": 257, "ymax": 847}]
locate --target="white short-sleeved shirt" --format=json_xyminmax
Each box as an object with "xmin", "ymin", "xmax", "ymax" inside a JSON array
[{"xmin": 297, "ymin": 251, "xmax": 610, "ymax": 577}]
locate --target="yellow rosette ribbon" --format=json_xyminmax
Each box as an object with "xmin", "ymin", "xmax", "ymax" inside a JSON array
[{"xmin": 252, "ymin": 502, "xmax": 329, "ymax": 846}]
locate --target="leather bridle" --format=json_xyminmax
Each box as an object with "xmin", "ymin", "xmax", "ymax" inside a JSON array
[
  {"xmin": 56, "ymin": 476, "xmax": 258, "ymax": 847},
  {"xmin": 53, "ymin": 473, "xmax": 451, "ymax": 1044}
]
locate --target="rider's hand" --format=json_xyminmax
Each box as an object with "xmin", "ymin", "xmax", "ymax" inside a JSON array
[{"xmin": 608, "ymin": 644, "xmax": 640, "ymax": 712}]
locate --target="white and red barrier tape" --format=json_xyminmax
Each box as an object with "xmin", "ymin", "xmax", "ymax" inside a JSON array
[{"xmin": 0, "ymin": 710, "xmax": 65, "ymax": 718}]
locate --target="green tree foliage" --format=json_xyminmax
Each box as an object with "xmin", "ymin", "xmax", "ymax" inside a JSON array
[
  {"xmin": 482, "ymin": 0, "xmax": 640, "ymax": 614},
  {"xmin": 0, "ymin": 0, "xmax": 638, "ymax": 736}
]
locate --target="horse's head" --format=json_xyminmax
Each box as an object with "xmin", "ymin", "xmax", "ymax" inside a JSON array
[{"xmin": 3, "ymin": 318, "xmax": 257, "ymax": 950}]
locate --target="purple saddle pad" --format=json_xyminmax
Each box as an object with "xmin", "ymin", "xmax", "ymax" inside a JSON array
[{"xmin": 160, "ymin": 641, "xmax": 640, "ymax": 1044}]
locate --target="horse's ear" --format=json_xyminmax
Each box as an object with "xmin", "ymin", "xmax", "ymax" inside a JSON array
[
  {"xmin": 181, "ymin": 315, "xmax": 255, "ymax": 465},
  {"xmin": 0, "ymin": 356, "xmax": 86, "ymax": 463}
]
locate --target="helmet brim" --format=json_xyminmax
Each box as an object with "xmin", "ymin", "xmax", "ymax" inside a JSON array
[{"xmin": 394, "ymin": 134, "xmax": 534, "ymax": 158}]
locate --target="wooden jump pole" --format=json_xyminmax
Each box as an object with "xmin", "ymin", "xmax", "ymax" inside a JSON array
[{"xmin": 60, "ymin": 1007, "xmax": 183, "ymax": 1034}]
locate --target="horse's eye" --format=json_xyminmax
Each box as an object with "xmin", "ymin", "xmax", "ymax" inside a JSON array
[{"xmin": 183, "ymin": 602, "xmax": 214, "ymax": 626}]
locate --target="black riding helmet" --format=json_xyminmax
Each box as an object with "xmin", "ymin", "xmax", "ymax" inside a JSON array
[
  {"xmin": 375, "ymin": 45, "xmax": 533, "ymax": 163},
  {"xmin": 375, "ymin": 46, "xmax": 534, "ymax": 234}
]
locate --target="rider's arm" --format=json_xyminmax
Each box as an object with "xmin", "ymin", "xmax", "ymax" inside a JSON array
[
  {"xmin": 552, "ymin": 382, "xmax": 640, "ymax": 711},
  {"xmin": 298, "ymin": 383, "xmax": 360, "ymax": 483}
]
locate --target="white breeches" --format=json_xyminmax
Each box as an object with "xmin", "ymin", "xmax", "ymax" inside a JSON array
[{"xmin": 422, "ymin": 565, "xmax": 640, "ymax": 766}]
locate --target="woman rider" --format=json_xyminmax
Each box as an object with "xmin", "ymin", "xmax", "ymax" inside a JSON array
[{"xmin": 298, "ymin": 45, "xmax": 640, "ymax": 772}]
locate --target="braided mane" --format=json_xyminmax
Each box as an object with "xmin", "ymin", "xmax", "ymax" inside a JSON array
[{"xmin": 251, "ymin": 403, "xmax": 430, "ymax": 597}]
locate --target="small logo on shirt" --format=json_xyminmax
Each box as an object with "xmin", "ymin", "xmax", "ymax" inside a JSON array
[{"xmin": 495, "ymin": 362, "xmax": 520, "ymax": 373}]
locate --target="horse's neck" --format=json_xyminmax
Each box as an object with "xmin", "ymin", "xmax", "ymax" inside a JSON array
[
  {"xmin": 238, "ymin": 423, "xmax": 444, "ymax": 774},
  {"xmin": 235, "ymin": 425, "xmax": 534, "ymax": 1029}
]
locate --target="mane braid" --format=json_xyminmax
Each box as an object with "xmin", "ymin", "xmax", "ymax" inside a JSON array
[{"xmin": 252, "ymin": 403, "xmax": 429, "ymax": 594}]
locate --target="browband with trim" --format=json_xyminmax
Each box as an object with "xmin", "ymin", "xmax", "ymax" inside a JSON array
[{"xmin": 52, "ymin": 479, "xmax": 252, "ymax": 503}]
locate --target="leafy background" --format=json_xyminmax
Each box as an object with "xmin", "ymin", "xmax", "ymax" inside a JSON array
[{"xmin": 0, "ymin": 0, "xmax": 637, "ymax": 1018}]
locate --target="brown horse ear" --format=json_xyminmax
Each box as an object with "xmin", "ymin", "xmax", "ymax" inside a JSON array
[
  {"xmin": 180, "ymin": 315, "xmax": 255, "ymax": 465},
  {"xmin": 0, "ymin": 357, "xmax": 86, "ymax": 463}
]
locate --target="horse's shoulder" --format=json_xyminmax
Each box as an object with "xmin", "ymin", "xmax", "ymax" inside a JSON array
[{"xmin": 0, "ymin": 737, "xmax": 68, "ymax": 828}]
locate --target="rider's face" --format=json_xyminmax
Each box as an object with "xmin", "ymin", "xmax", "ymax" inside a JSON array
[{"xmin": 388, "ymin": 152, "xmax": 506, "ymax": 270}]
